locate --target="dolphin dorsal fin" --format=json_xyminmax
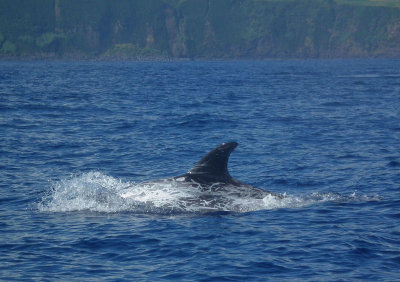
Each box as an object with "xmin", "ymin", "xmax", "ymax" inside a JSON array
[{"xmin": 187, "ymin": 142, "xmax": 238, "ymax": 183}]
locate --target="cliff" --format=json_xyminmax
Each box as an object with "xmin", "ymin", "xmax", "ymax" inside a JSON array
[{"xmin": 1, "ymin": 0, "xmax": 400, "ymax": 59}]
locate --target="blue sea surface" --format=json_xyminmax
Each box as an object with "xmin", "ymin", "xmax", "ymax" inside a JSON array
[{"xmin": 1, "ymin": 60, "xmax": 400, "ymax": 280}]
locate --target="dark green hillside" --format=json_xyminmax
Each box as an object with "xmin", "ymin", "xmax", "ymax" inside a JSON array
[{"xmin": 1, "ymin": 0, "xmax": 400, "ymax": 59}]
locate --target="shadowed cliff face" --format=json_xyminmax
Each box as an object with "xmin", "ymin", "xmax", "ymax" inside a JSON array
[
  {"xmin": 164, "ymin": 6, "xmax": 186, "ymax": 57},
  {"xmin": 1, "ymin": 0, "xmax": 400, "ymax": 59}
]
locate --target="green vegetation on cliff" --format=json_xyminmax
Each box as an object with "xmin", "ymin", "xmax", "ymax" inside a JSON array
[{"xmin": 1, "ymin": 0, "xmax": 400, "ymax": 59}]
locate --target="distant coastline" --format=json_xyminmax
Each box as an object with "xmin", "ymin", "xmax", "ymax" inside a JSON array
[
  {"xmin": 1, "ymin": 53, "xmax": 400, "ymax": 62},
  {"xmin": 1, "ymin": 0, "xmax": 400, "ymax": 60}
]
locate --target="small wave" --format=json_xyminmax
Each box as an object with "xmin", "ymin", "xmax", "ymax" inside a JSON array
[
  {"xmin": 38, "ymin": 172, "xmax": 381, "ymax": 214},
  {"xmin": 388, "ymin": 160, "xmax": 400, "ymax": 167},
  {"xmin": 337, "ymin": 74, "xmax": 381, "ymax": 79}
]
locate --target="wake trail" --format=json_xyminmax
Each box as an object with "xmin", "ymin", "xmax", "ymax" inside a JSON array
[{"xmin": 37, "ymin": 171, "xmax": 381, "ymax": 214}]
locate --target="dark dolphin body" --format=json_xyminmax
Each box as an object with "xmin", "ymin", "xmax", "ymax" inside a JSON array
[{"xmin": 146, "ymin": 142, "xmax": 282, "ymax": 210}]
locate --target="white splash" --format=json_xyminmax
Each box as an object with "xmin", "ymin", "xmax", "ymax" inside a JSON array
[
  {"xmin": 38, "ymin": 171, "xmax": 133, "ymax": 212},
  {"xmin": 38, "ymin": 171, "xmax": 380, "ymax": 214}
]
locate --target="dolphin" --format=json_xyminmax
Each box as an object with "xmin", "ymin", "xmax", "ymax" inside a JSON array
[{"xmin": 138, "ymin": 142, "xmax": 282, "ymax": 211}]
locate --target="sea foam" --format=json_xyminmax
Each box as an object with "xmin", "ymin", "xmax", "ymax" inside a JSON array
[{"xmin": 38, "ymin": 171, "xmax": 380, "ymax": 214}]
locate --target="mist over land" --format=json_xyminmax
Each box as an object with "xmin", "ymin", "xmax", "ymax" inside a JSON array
[{"xmin": 1, "ymin": 0, "xmax": 400, "ymax": 60}]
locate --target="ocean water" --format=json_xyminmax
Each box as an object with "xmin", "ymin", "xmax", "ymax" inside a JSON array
[{"xmin": 1, "ymin": 59, "xmax": 400, "ymax": 281}]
